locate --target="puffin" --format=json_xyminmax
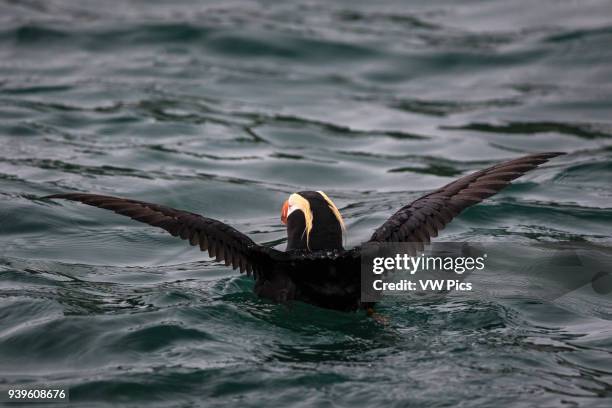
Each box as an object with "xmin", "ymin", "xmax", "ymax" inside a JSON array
[{"xmin": 43, "ymin": 152, "xmax": 564, "ymax": 312}]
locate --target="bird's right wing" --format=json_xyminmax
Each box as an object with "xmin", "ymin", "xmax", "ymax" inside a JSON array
[
  {"xmin": 368, "ymin": 152, "xmax": 564, "ymax": 247},
  {"xmin": 44, "ymin": 193, "xmax": 284, "ymax": 276}
]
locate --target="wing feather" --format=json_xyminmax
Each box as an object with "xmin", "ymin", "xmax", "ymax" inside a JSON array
[
  {"xmin": 44, "ymin": 193, "xmax": 280, "ymax": 276},
  {"xmin": 369, "ymin": 152, "xmax": 564, "ymax": 243}
]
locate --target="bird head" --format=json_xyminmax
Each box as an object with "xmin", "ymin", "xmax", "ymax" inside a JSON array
[{"xmin": 281, "ymin": 191, "xmax": 345, "ymax": 251}]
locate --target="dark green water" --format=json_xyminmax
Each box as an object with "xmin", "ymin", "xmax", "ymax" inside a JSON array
[{"xmin": 1, "ymin": 0, "xmax": 612, "ymax": 406}]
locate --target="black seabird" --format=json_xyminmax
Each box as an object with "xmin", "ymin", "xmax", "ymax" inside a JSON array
[{"xmin": 44, "ymin": 152, "xmax": 564, "ymax": 312}]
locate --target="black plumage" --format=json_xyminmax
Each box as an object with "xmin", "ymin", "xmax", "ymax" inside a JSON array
[
  {"xmin": 285, "ymin": 191, "xmax": 344, "ymax": 251},
  {"xmin": 43, "ymin": 152, "xmax": 564, "ymax": 311}
]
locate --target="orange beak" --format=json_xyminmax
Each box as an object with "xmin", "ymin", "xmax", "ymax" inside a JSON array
[{"xmin": 281, "ymin": 200, "xmax": 289, "ymax": 225}]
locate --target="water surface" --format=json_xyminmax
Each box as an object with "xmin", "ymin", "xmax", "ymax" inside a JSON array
[{"xmin": 1, "ymin": 0, "xmax": 612, "ymax": 406}]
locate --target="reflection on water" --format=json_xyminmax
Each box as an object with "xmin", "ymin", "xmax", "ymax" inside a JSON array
[{"xmin": 1, "ymin": 0, "xmax": 612, "ymax": 406}]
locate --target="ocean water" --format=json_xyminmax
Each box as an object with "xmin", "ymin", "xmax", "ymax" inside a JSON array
[{"xmin": 1, "ymin": 0, "xmax": 612, "ymax": 406}]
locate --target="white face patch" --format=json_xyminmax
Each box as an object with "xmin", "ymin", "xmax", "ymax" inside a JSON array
[
  {"xmin": 286, "ymin": 203, "xmax": 299, "ymax": 217},
  {"xmin": 287, "ymin": 193, "xmax": 314, "ymax": 248}
]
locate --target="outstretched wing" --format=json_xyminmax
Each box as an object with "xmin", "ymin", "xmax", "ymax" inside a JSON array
[
  {"xmin": 368, "ymin": 152, "xmax": 564, "ymax": 246},
  {"xmin": 44, "ymin": 193, "xmax": 282, "ymax": 276}
]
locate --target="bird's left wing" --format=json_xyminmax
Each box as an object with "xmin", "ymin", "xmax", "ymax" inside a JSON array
[{"xmin": 44, "ymin": 193, "xmax": 283, "ymax": 276}]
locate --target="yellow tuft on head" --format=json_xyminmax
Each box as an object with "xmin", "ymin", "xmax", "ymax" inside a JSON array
[
  {"xmin": 317, "ymin": 191, "xmax": 346, "ymax": 236},
  {"xmin": 288, "ymin": 193, "xmax": 313, "ymax": 248}
]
